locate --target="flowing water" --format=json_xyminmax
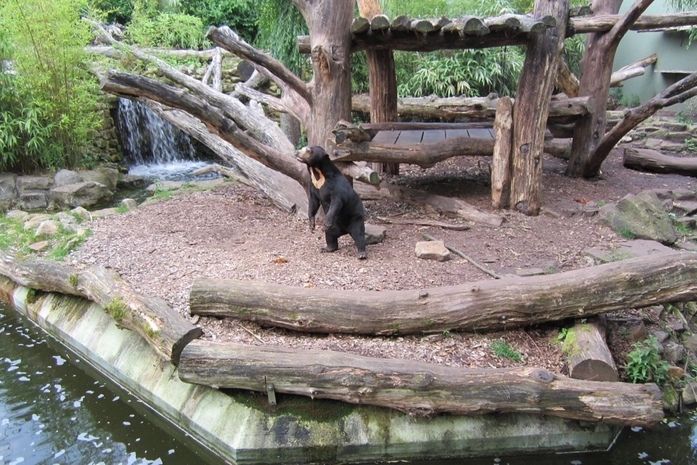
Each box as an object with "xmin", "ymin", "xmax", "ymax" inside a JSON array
[{"xmin": 115, "ymin": 98, "xmax": 218, "ymax": 182}]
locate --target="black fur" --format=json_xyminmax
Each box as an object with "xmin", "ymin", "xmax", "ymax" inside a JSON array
[{"xmin": 295, "ymin": 145, "xmax": 367, "ymax": 259}]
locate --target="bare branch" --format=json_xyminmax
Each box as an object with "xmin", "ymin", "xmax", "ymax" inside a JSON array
[
  {"xmin": 206, "ymin": 26, "xmax": 312, "ymax": 105},
  {"xmin": 608, "ymin": 0, "xmax": 654, "ymax": 42}
]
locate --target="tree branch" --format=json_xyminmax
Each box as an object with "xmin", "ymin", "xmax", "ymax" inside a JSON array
[
  {"xmin": 206, "ymin": 26, "xmax": 312, "ymax": 106},
  {"xmin": 608, "ymin": 0, "xmax": 654, "ymax": 43}
]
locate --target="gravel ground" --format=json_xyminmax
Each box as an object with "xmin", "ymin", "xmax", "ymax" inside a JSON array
[{"xmin": 70, "ymin": 146, "xmax": 697, "ymax": 372}]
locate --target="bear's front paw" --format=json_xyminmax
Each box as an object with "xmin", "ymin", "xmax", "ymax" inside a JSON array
[{"xmin": 322, "ymin": 220, "xmax": 333, "ymax": 231}]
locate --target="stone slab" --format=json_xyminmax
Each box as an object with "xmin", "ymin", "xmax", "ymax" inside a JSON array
[{"xmin": 0, "ymin": 277, "xmax": 621, "ymax": 464}]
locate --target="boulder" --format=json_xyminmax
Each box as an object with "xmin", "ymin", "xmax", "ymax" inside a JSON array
[
  {"xmin": 50, "ymin": 181, "xmax": 113, "ymax": 208},
  {"xmin": 598, "ymin": 191, "xmax": 678, "ymax": 245},
  {"xmin": 18, "ymin": 190, "xmax": 49, "ymax": 211},
  {"xmin": 0, "ymin": 173, "xmax": 17, "ymax": 210},
  {"xmin": 53, "ymin": 169, "xmax": 83, "ymax": 187},
  {"xmin": 80, "ymin": 167, "xmax": 119, "ymax": 190},
  {"xmin": 17, "ymin": 175, "xmax": 52, "ymax": 191},
  {"xmin": 415, "ymin": 240, "xmax": 451, "ymax": 262},
  {"xmin": 365, "ymin": 223, "xmax": 386, "ymax": 245},
  {"xmin": 35, "ymin": 220, "xmax": 61, "ymax": 238}
]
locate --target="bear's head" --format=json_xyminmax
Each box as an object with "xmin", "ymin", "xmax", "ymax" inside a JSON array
[{"xmin": 295, "ymin": 145, "xmax": 328, "ymax": 167}]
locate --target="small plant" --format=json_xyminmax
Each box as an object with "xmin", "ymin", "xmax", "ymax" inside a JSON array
[
  {"xmin": 557, "ymin": 327, "xmax": 569, "ymax": 342},
  {"xmin": 69, "ymin": 273, "xmax": 78, "ymax": 288},
  {"xmin": 616, "ymin": 228, "xmax": 636, "ymax": 240},
  {"xmin": 685, "ymin": 137, "xmax": 697, "ymax": 153},
  {"xmin": 597, "ymin": 200, "xmax": 606, "ymax": 207},
  {"xmin": 442, "ymin": 329, "xmax": 450, "ymax": 337},
  {"xmin": 490, "ymin": 340, "xmax": 522, "ymax": 363},
  {"xmin": 105, "ymin": 296, "xmax": 128, "ymax": 323},
  {"xmin": 607, "ymin": 248, "xmax": 631, "ymax": 262},
  {"xmin": 143, "ymin": 322, "xmax": 159, "ymax": 339},
  {"xmin": 546, "ymin": 266, "xmax": 556, "ymax": 274},
  {"xmin": 624, "ymin": 335, "xmax": 669, "ymax": 384}
]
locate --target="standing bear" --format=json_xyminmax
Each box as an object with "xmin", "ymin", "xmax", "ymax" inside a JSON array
[{"xmin": 295, "ymin": 145, "xmax": 367, "ymax": 259}]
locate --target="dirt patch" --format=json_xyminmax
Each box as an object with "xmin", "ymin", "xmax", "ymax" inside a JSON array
[{"xmin": 71, "ymin": 145, "xmax": 697, "ymax": 373}]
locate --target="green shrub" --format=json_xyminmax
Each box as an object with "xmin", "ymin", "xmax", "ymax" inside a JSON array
[
  {"xmin": 0, "ymin": 0, "xmax": 101, "ymax": 172},
  {"xmin": 126, "ymin": 2, "xmax": 208, "ymax": 49},
  {"xmin": 181, "ymin": 0, "xmax": 258, "ymax": 42},
  {"xmin": 624, "ymin": 335, "xmax": 669, "ymax": 384}
]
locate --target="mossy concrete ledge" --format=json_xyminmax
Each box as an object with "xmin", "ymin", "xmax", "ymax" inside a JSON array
[{"xmin": 0, "ymin": 276, "xmax": 621, "ymax": 464}]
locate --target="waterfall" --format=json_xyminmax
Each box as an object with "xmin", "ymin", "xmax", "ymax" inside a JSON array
[{"xmin": 115, "ymin": 98, "xmax": 215, "ymax": 181}]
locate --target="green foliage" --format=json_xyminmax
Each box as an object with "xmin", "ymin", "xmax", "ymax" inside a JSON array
[
  {"xmin": 397, "ymin": 47, "xmax": 524, "ymax": 98},
  {"xmin": 490, "ymin": 340, "xmax": 522, "ymax": 362},
  {"xmin": 381, "ymin": 0, "xmax": 533, "ymax": 18},
  {"xmin": 126, "ymin": 1, "xmax": 208, "ymax": 49},
  {"xmin": 90, "ymin": 0, "xmax": 133, "ymax": 24},
  {"xmin": 255, "ymin": 0, "xmax": 308, "ymax": 76},
  {"xmin": 557, "ymin": 327, "xmax": 569, "ymax": 342},
  {"xmin": 106, "ymin": 296, "xmax": 128, "ymax": 322},
  {"xmin": 685, "ymin": 137, "xmax": 697, "ymax": 153},
  {"xmin": 180, "ymin": 0, "xmax": 258, "ymax": 42},
  {"xmin": 0, "ymin": 0, "xmax": 101, "ymax": 172},
  {"xmin": 563, "ymin": 35, "xmax": 585, "ymax": 76},
  {"xmin": 0, "ymin": 213, "xmax": 91, "ymax": 260},
  {"xmin": 624, "ymin": 335, "xmax": 669, "ymax": 384}
]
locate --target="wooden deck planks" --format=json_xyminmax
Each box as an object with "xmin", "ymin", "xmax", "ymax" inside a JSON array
[{"xmin": 374, "ymin": 128, "xmax": 495, "ymax": 146}]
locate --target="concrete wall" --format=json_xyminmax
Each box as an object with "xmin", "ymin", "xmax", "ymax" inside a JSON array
[{"xmin": 613, "ymin": 1, "xmax": 697, "ymax": 112}]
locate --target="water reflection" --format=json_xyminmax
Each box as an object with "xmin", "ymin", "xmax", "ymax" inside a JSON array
[{"xmin": 0, "ymin": 304, "xmax": 223, "ymax": 465}]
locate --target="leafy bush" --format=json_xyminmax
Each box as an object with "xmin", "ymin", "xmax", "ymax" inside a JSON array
[
  {"xmin": 624, "ymin": 335, "xmax": 669, "ymax": 384},
  {"xmin": 126, "ymin": 2, "xmax": 208, "ymax": 49},
  {"xmin": 397, "ymin": 48, "xmax": 524, "ymax": 98},
  {"xmin": 0, "ymin": 0, "xmax": 101, "ymax": 172},
  {"xmin": 181, "ymin": 0, "xmax": 258, "ymax": 42}
]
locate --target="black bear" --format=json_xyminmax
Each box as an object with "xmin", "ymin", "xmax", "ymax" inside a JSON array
[{"xmin": 295, "ymin": 145, "xmax": 367, "ymax": 259}]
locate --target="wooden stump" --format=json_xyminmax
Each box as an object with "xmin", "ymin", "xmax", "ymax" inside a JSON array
[{"xmin": 564, "ymin": 317, "xmax": 619, "ymax": 382}]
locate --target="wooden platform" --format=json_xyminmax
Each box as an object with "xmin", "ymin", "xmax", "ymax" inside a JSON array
[{"xmin": 372, "ymin": 128, "xmax": 496, "ymax": 145}]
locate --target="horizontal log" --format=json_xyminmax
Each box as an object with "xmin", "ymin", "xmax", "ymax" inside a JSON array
[
  {"xmin": 569, "ymin": 11, "xmax": 697, "ymax": 35},
  {"xmin": 332, "ymin": 135, "xmax": 571, "ymax": 167},
  {"xmin": 351, "ymin": 94, "xmax": 593, "ymax": 123},
  {"xmin": 623, "ymin": 148, "xmax": 697, "ymax": 177},
  {"xmin": 188, "ymin": 252, "xmax": 697, "ymax": 335},
  {"xmin": 178, "ymin": 340, "xmax": 663, "ymax": 427},
  {"xmin": 0, "ymin": 251, "xmax": 201, "ymax": 365}
]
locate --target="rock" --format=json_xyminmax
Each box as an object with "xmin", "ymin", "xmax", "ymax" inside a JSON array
[
  {"xmin": 365, "ymin": 223, "xmax": 386, "ymax": 245},
  {"xmin": 53, "ymin": 169, "xmax": 83, "ymax": 187},
  {"xmin": 56, "ymin": 212, "xmax": 79, "ymax": 232},
  {"xmin": 667, "ymin": 365, "xmax": 685, "ymax": 380},
  {"xmin": 682, "ymin": 334, "xmax": 697, "ymax": 354},
  {"xmin": 415, "ymin": 240, "xmax": 451, "ymax": 262},
  {"xmin": 51, "ymin": 181, "xmax": 113, "ymax": 208},
  {"xmin": 652, "ymin": 329, "xmax": 669, "ymax": 344},
  {"xmin": 28, "ymin": 241, "xmax": 50, "ymax": 252},
  {"xmin": 80, "ymin": 167, "xmax": 119, "ymax": 190},
  {"xmin": 583, "ymin": 239, "xmax": 674, "ymax": 264},
  {"xmin": 663, "ymin": 342, "xmax": 685, "ymax": 365},
  {"xmin": 673, "ymin": 200, "xmax": 697, "ymax": 216},
  {"xmin": 23, "ymin": 214, "xmax": 52, "ymax": 231},
  {"xmin": 624, "ymin": 320, "xmax": 647, "ymax": 342},
  {"xmin": 120, "ymin": 198, "xmax": 138, "ymax": 211},
  {"xmin": 682, "ymin": 381, "xmax": 697, "ymax": 405},
  {"xmin": 117, "ymin": 174, "xmax": 147, "ymax": 190},
  {"xmin": 35, "ymin": 220, "xmax": 60, "ymax": 238},
  {"xmin": 5, "ymin": 210, "xmax": 28, "ymax": 221},
  {"xmin": 71, "ymin": 206, "xmax": 92, "ymax": 221},
  {"xmin": 0, "ymin": 173, "xmax": 17, "ymax": 210},
  {"xmin": 597, "ymin": 191, "xmax": 678, "ymax": 245},
  {"xmin": 17, "ymin": 175, "xmax": 52, "ymax": 191},
  {"xmin": 18, "ymin": 190, "xmax": 49, "ymax": 211}
]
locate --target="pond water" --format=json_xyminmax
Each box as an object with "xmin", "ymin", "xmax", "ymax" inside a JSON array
[{"xmin": 1, "ymin": 300, "xmax": 696, "ymax": 465}]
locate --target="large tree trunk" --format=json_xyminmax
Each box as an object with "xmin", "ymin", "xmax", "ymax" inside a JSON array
[
  {"xmin": 0, "ymin": 252, "xmax": 201, "ymax": 365},
  {"xmin": 189, "ymin": 252, "xmax": 697, "ymax": 335},
  {"xmin": 509, "ymin": 0, "xmax": 569, "ymax": 215},
  {"xmin": 566, "ymin": 0, "xmax": 654, "ymax": 178},
  {"xmin": 178, "ymin": 340, "xmax": 663, "ymax": 427},
  {"xmin": 357, "ymin": 0, "xmax": 399, "ymax": 175},
  {"xmin": 295, "ymin": 0, "xmax": 354, "ymax": 146}
]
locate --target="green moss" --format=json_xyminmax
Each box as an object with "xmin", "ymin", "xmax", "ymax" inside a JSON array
[
  {"xmin": 68, "ymin": 273, "xmax": 78, "ymax": 288},
  {"xmin": 105, "ymin": 296, "xmax": 128, "ymax": 323},
  {"xmin": 143, "ymin": 322, "xmax": 159, "ymax": 339},
  {"xmin": 230, "ymin": 390, "xmax": 354, "ymax": 423},
  {"xmin": 561, "ymin": 329, "xmax": 580, "ymax": 357}
]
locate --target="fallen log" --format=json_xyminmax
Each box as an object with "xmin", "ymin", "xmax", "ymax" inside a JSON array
[
  {"xmin": 178, "ymin": 340, "xmax": 663, "ymax": 427},
  {"xmin": 564, "ymin": 317, "xmax": 619, "ymax": 382},
  {"xmin": 376, "ymin": 216, "xmax": 470, "ymax": 231},
  {"xmin": 0, "ymin": 251, "xmax": 201, "ymax": 365},
  {"xmin": 623, "ymin": 148, "xmax": 697, "ymax": 177},
  {"xmin": 189, "ymin": 252, "xmax": 697, "ymax": 335}
]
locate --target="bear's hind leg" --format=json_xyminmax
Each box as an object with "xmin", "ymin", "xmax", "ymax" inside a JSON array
[
  {"xmin": 349, "ymin": 223, "xmax": 367, "ymax": 260},
  {"xmin": 322, "ymin": 230, "xmax": 340, "ymax": 253}
]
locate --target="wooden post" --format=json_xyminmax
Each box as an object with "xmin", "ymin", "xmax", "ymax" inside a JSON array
[
  {"xmin": 510, "ymin": 0, "xmax": 569, "ymax": 215},
  {"xmin": 492, "ymin": 96, "xmax": 513, "ymax": 209},
  {"xmin": 564, "ymin": 317, "xmax": 619, "ymax": 382}
]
